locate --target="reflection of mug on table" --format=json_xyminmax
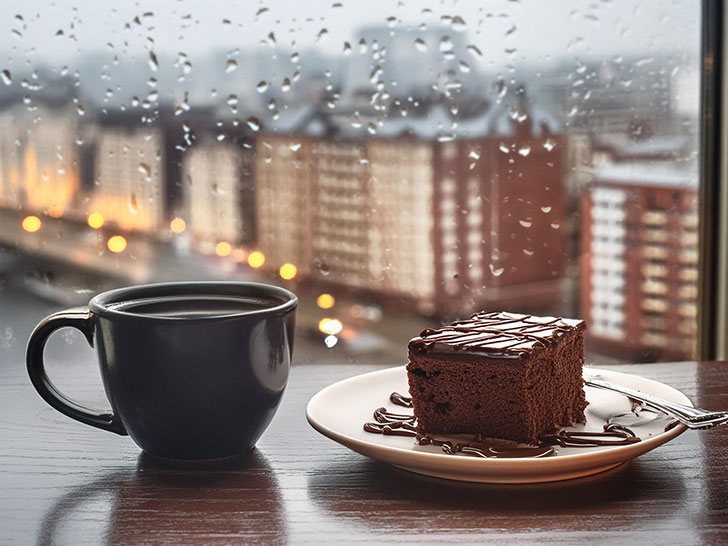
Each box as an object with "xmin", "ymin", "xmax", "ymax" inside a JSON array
[
  {"xmin": 38, "ymin": 451, "xmax": 286, "ymax": 544},
  {"xmin": 26, "ymin": 281, "xmax": 297, "ymax": 460}
]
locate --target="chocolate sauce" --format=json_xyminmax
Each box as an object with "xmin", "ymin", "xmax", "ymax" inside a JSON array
[
  {"xmin": 363, "ymin": 392, "xmax": 648, "ymax": 460},
  {"xmin": 410, "ymin": 311, "xmax": 584, "ymax": 359}
]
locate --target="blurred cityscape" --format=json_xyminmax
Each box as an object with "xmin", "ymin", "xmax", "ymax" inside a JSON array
[{"xmin": 0, "ymin": 19, "xmax": 700, "ymax": 364}]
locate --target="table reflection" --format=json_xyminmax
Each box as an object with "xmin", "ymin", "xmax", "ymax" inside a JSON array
[{"xmin": 38, "ymin": 450, "xmax": 286, "ymax": 545}]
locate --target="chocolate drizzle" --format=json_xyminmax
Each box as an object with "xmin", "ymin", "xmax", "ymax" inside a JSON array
[
  {"xmin": 364, "ymin": 392, "xmax": 648, "ymax": 459},
  {"xmin": 409, "ymin": 311, "xmax": 584, "ymax": 359}
]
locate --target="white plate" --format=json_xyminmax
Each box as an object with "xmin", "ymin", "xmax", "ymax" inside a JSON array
[{"xmin": 306, "ymin": 366, "xmax": 691, "ymax": 483}]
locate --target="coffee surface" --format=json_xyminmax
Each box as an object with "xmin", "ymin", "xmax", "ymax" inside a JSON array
[{"xmin": 108, "ymin": 295, "xmax": 278, "ymax": 318}]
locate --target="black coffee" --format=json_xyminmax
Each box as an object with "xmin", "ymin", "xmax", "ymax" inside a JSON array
[{"xmin": 108, "ymin": 295, "xmax": 279, "ymax": 318}]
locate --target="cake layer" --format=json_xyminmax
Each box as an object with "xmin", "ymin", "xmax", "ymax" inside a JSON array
[{"xmin": 407, "ymin": 311, "xmax": 587, "ymax": 444}]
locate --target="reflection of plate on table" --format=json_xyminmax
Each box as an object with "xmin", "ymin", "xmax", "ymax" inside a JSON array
[{"xmin": 306, "ymin": 366, "xmax": 690, "ymax": 484}]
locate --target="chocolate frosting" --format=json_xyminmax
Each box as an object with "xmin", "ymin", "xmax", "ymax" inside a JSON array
[
  {"xmin": 409, "ymin": 311, "xmax": 585, "ymax": 359},
  {"xmin": 364, "ymin": 392, "xmax": 650, "ymax": 460}
]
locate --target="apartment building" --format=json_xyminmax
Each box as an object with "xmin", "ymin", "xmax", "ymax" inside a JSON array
[{"xmin": 581, "ymin": 163, "xmax": 698, "ymax": 359}]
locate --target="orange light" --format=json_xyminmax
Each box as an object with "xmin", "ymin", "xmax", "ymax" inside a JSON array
[
  {"xmin": 170, "ymin": 217, "xmax": 186, "ymax": 234},
  {"xmin": 107, "ymin": 235, "xmax": 127, "ymax": 253},
  {"xmin": 87, "ymin": 212, "xmax": 105, "ymax": 229},
  {"xmin": 215, "ymin": 241, "xmax": 232, "ymax": 257},
  {"xmin": 318, "ymin": 318, "xmax": 343, "ymax": 336},
  {"xmin": 248, "ymin": 251, "xmax": 265, "ymax": 268},
  {"xmin": 279, "ymin": 263, "xmax": 297, "ymax": 280},
  {"xmin": 47, "ymin": 205, "xmax": 64, "ymax": 218},
  {"xmin": 317, "ymin": 293, "xmax": 335, "ymax": 309},
  {"xmin": 22, "ymin": 216, "xmax": 42, "ymax": 232}
]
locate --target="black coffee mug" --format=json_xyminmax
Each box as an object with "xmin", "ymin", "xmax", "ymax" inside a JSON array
[{"xmin": 26, "ymin": 281, "xmax": 297, "ymax": 460}]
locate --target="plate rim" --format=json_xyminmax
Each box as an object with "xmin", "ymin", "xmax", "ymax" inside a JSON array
[{"xmin": 306, "ymin": 365, "xmax": 690, "ymax": 471}]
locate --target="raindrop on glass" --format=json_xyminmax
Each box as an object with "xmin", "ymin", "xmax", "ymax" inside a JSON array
[
  {"xmin": 489, "ymin": 264, "xmax": 504, "ymax": 277},
  {"xmin": 256, "ymin": 81, "xmax": 268, "ymax": 93},
  {"xmin": 246, "ymin": 117, "xmax": 261, "ymax": 132},
  {"xmin": 518, "ymin": 145, "xmax": 531, "ymax": 157},
  {"xmin": 414, "ymin": 38, "xmax": 427, "ymax": 52},
  {"xmin": 148, "ymin": 51, "xmax": 159, "ymax": 72},
  {"xmin": 225, "ymin": 59, "xmax": 238, "ymax": 73},
  {"xmin": 1, "ymin": 70, "xmax": 11, "ymax": 85}
]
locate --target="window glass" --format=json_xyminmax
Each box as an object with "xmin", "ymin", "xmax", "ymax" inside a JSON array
[{"xmin": 0, "ymin": 1, "xmax": 701, "ymax": 364}]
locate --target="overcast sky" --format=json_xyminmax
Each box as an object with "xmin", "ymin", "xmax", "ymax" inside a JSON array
[{"xmin": 1, "ymin": 0, "xmax": 700, "ymax": 71}]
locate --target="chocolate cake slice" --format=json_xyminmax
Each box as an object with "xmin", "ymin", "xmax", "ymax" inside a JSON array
[{"xmin": 406, "ymin": 311, "xmax": 587, "ymax": 444}]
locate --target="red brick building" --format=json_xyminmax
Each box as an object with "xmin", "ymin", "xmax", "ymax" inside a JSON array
[{"xmin": 581, "ymin": 163, "xmax": 698, "ymax": 360}]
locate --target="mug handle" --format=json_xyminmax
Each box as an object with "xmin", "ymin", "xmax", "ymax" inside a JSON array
[{"xmin": 26, "ymin": 309, "xmax": 127, "ymax": 435}]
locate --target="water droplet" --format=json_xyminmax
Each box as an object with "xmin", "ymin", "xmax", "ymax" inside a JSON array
[
  {"xmin": 138, "ymin": 163, "xmax": 151, "ymax": 178},
  {"xmin": 458, "ymin": 61, "xmax": 471, "ymax": 73},
  {"xmin": 519, "ymin": 219, "xmax": 532, "ymax": 228},
  {"xmin": 467, "ymin": 44, "xmax": 483, "ymax": 59},
  {"xmin": 468, "ymin": 150, "xmax": 480, "ymax": 160},
  {"xmin": 505, "ymin": 25, "xmax": 517, "ymax": 36},
  {"xmin": 146, "ymin": 90, "xmax": 158, "ymax": 102},
  {"xmin": 281, "ymin": 78, "xmax": 291, "ymax": 92},
  {"xmin": 324, "ymin": 335, "xmax": 338, "ymax": 348},
  {"xmin": 343, "ymin": 41, "xmax": 352, "ymax": 54},
  {"xmin": 369, "ymin": 65, "xmax": 383, "ymax": 84},
  {"xmin": 367, "ymin": 122, "xmax": 377, "ymax": 135},
  {"xmin": 523, "ymin": 249, "xmax": 534, "ymax": 256},
  {"xmin": 359, "ymin": 38, "xmax": 368, "ymax": 54},
  {"xmin": 256, "ymin": 81, "xmax": 268, "ymax": 93},
  {"xmin": 267, "ymin": 98, "xmax": 277, "ymax": 110},
  {"xmin": 414, "ymin": 38, "xmax": 427, "ymax": 52},
  {"xmin": 55, "ymin": 29, "xmax": 64, "ymax": 37},
  {"xmin": 225, "ymin": 59, "xmax": 237, "ymax": 73},
  {"xmin": 246, "ymin": 116, "xmax": 261, "ymax": 132},
  {"xmin": 437, "ymin": 132, "xmax": 454, "ymax": 142},
  {"xmin": 1, "ymin": 70, "xmax": 11, "ymax": 85},
  {"xmin": 267, "ymin": 32, "xmax": 276, "ymax": 46},
  {"xmin": 256, "ymin": 7, "xmax": 269, "ymax": 16},
  {"xmin": 350, "ymin": 114, "xmax": 362, "ymax": 128},
  {"xmin": 216, "ymin": 134, "xmax": 225, "ymax": 141},
  {"xmin": 226, "ymin": 94, "xmax": 238, "ymax": 106},
  {"xmin": 518, "ymin": 145, "xmax": 531, "ymax": 157},
  {"xmin": 148, "ymin": 51, "xmax": 159, "ymax": 72},
  {"xmin": 439, "ymin": 36, "xmax": 453, "ymax": 53},
  {"xmin": 290, "ymin": 52, "xmax": 300, "ymax": 63},
  {"xmin": 76, "ymin": 103, "xmax": 85, "ymax": 116},
  {"xmin": 550, "ymin": 223, "xmax": 561, "ymax": 229},
  {"xmin": 451, "ymin": 15, "xmax": 466, "ymax": 32},
  {"xmin": 129, "ymin": 193, "xmax": 139, "ymax": 214},
  {"xmin": 499, "ymin": 143, "xmax": 510, "ymax": 154},
  {"xmin": 386, "ymin": 16, "xmax": 397, "ymax": 28},
  {"xmin": 543, "ymin": 139, "xmax": 556, "ymax": 151},
  {"xmin": 316, "ymin": 28, "xmax": 328, "ymax": 42},
  {"xmin": 489, "ymin": 264, "xmax": 504, "ymax": 277},
  {"xmin": 289, "ymin": 143, "xmax": 301, "ymax": 152},
  {"xmin": 541, "ymin": 206, "xmax": 552, "ymax": 213}
]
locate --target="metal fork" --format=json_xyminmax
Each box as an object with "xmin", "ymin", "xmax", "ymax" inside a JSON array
[{"xmin": 583, "ymin": 374, "xmax": 728, "ymax": 430}]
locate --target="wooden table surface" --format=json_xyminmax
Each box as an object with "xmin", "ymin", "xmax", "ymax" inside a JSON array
[{"xmin": 1, "ymin": 359, "xmax": 727, "ymax": 545}]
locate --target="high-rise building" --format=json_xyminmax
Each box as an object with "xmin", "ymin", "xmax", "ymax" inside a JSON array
[
  {"xmin": 182, "ymin": 134, "xmax": 255, "ymax": 247},
  {"xmin": 0, "ymin": 98, "xmax": 80, "ymax": 217},
  {"xmin": 581, "ymin": 163, "xmax": 698, "ymax": 360},
  {"xmin": 254, "ymin": 98, "xmax": 568, "ymax": 317}
]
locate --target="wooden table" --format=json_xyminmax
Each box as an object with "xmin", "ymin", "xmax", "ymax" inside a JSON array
[{"xmin": 1, "ymin": 360, "xmax": 727, "ymax": 545}]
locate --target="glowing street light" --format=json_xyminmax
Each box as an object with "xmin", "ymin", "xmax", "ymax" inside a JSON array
[
  {"xmin": 170, "ymin": 217, "xmax": 186, "ymax": 234},
  {"xmin": 318, "ymin": 318, "xmax": 343, "ymax": 336},
  {"xmin": 279, "ymin": 263, "xmax": 297, "ymax": 280},
  {"xmin": 248, "ymin": 251, "xmax": 265, "ymax": 269},
  {"xmin": 316, "ymin": 293, "xmax": 335, "ymax": 309},
  {"xmin": 87, "ymin": 212, "xmax": 105, "ymax": 229},
  {"xmin": 22, "ymin": 216, "xmax": 42, "ymax": 233},
  {"xmin": 107, "ymin": 235, "xmax": 127, "ymax": 253},
  {"xmin": 216, "ymin": 241, "xmax": 232, "ymax": 257}
]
